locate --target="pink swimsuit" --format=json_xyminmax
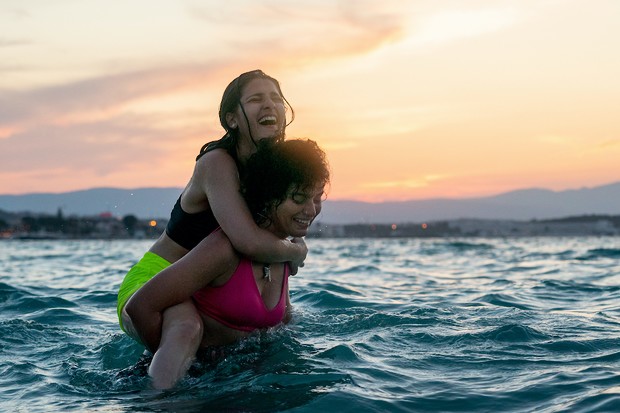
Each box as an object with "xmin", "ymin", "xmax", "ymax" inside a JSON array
[{"xmin": 192, "ymin": 258, "xmax": 289, "ymax": 332}]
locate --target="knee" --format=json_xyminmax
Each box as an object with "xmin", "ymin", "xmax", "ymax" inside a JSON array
[{"xmin": 168, "ymin": 313, "xmax": 203, "ymax": 344}]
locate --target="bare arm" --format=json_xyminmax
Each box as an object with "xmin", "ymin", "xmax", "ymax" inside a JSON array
[
  {"xmin": 125, "ymin": 232, "xmax": 238, "ymax": 352},
  {"xmin": 199, "ymin": 150, "xmax": 307, "ymax": 268}
]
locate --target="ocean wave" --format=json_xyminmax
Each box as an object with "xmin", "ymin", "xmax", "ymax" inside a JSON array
[
  {"xmin": 578, "ymin": 248, "xmax": 620, "ymax": 260},
  {"xmin": 473, "ymin": 293, "xmax": 536, "ymax": 310},
  {"xmin": 2, "ymin": 237, "xmax": 620, "ymax": 412}
]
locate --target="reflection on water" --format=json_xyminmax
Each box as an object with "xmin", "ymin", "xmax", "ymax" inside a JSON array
[{"xmin": 1, "ymin": 237, "xmax": 620, "ymax": 412}]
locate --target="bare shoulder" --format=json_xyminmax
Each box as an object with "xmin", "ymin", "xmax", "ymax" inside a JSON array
[
  {"xmin": 204, "ymin": 230, "xmax": 242, "ymax": 285},
  {"xmin": 189, "ymin": 229, "xmax": 237, "ymax": 268},
  {"xmin": 195, "ymin": 148, "xmax": 236, "ymax": 176},
  {"xmin": 194, "ymin": 149, "xmax": 240, "ymax": 202},
  {"xmin": 183, "ymin": 149, "xmax": 237, "ymax": 208}
]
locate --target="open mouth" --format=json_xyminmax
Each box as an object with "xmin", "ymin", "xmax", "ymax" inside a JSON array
[
  {"xmin": 258, "ymin": 115, "xmax": 278, "ymax": 126},
  {"xmin": 294, "ymin": 218, "xmax": 311, "ymax": 226}
]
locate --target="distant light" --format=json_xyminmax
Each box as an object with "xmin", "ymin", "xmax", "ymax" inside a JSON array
[
  {"xmin": 391, "ymin": 224, "xmax": 397, "ymax": 230},
  {"xmin": 421, "ymin": 223, "xmax": 428, "ymax": 229},
  {"xmin": 149, "ymin": 220, "xmax": 157, "ymax": 227}
]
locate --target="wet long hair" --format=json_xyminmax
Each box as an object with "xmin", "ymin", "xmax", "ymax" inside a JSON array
[
  {"xmin": 196, "ymin": 70, "xmax": 294, "ymax": 162},
  {"xmin": 241, "ymin": 139, "xmax": 330, "ymax": 227}
]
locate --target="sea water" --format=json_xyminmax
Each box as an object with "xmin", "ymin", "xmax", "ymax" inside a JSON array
[{"xmin": 1, "ymin": 237, "xmax": 620, "ymax": 412}]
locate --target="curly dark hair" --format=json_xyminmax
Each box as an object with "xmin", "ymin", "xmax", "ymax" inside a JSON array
[{"xmin": 240, "ymin": 139, "xmax": 330, "ymax": 226}]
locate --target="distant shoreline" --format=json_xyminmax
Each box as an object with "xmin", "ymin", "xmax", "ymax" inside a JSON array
[
  {"xmin": 2, "ymin": 182, "xmax": 620, "ymax": 224},
  {"xmin": 2, "ymin": 209, "xmax": 619, "ymax": 240},
  {"xmin": 309, "ymin": 215, "xmax": 620, "ymax": 238}
]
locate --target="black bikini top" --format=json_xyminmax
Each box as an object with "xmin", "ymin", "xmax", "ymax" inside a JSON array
[{"xmin": 165, "ymin": 196, "xmax": 219, "ymax": 250}]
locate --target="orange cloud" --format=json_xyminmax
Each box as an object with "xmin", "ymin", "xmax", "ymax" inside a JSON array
[
  {"xmin": 189, "ymin": 1, "xmax": 408, "ymax": 68},
  {"xmin": 3, "ymin": 0, "xmax": 619, "ymax": 202},
  {"xmin": 0, "ymin": 126, "xmax": 22, "ymax": 139},
  {"xmin": 597, "ymin": 139, "xmax": 620, "ymax": 150}
]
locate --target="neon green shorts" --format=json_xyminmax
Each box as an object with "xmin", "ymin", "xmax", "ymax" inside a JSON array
[{"xmin": 116, "ymin": 251, "xmax": 171, "ymax": 332}]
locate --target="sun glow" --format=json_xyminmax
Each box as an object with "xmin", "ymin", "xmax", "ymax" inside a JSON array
[{"xmin": 1, "ymin": 1, "xmax": 619, "ymax": 201}]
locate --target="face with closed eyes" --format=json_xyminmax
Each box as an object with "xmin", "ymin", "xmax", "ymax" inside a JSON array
[
  {"xmin": 269, "ymin": 184, "xmax": 325, "ymax": 239},
  {"xmin": 226, "ymin": 78, "xmax": 287, "ymax": 145}
]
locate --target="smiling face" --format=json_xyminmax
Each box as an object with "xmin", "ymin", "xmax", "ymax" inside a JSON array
[
  {"xmin": 240, "ymin": 138, "xmax": 330, "ymax": 238},
  {"xmin": 226, "ymin": 78, "xmax": 287, "ymax": 149},
  {"xmin": 269, "ymin": 184, "xmax": 326, "ymax": 239}
]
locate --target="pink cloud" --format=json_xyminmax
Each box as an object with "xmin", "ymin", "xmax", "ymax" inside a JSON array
[{"xmin": 1, "ymin": 63, "xmax": 219, "ymax": 126}]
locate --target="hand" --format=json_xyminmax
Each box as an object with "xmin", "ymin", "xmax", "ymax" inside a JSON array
[{"xmin": 288, "ymin": 237, "xmax": 307, "ymax": 276}]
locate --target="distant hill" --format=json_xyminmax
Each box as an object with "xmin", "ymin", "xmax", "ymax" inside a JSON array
[
  {"xmin": 1, "ymin": 182, "xmax": 619, "ymax": 224},
  {"xmin": 0, "ymin": 187, "xmax": 182, "ymax": 219},
  {"xmin": 320, "ymin": 182, "xmax": 620, "ymax": 223}
]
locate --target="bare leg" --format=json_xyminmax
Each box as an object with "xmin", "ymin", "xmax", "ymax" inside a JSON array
[{"xmin": 148, "ymin": 300, "xmax": 203, "ymax": 389}]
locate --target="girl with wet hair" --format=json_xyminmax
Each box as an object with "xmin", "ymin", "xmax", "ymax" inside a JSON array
[
  {"xmin": 199, "ymin": 69, "xmax": 294, "ymax": 156},
  {"xmin": 117, "ymin": 70, "xmax": 308, "ymax": 386},
  {"xmin": 126, "ymin": 138, "xmax": 330, "ymax": 389}
]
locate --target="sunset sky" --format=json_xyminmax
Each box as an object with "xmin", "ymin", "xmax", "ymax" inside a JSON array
[{"xmin": 1, "ymin": 0, "xmax": 619, "ymax": 202}]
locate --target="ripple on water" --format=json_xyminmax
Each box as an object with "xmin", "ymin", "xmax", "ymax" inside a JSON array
[
  {"xmin": 473, "ymin": 293, "xmax": 536, "ymax": 310},
  {"xmin": 1, "ymin": 238, "xmax": 620, "ymax": 412}
]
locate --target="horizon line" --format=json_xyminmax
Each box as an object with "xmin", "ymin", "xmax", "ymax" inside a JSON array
[{"xmin": 1, "ymin": 180, "xmax": 619, "ymax": 203}]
